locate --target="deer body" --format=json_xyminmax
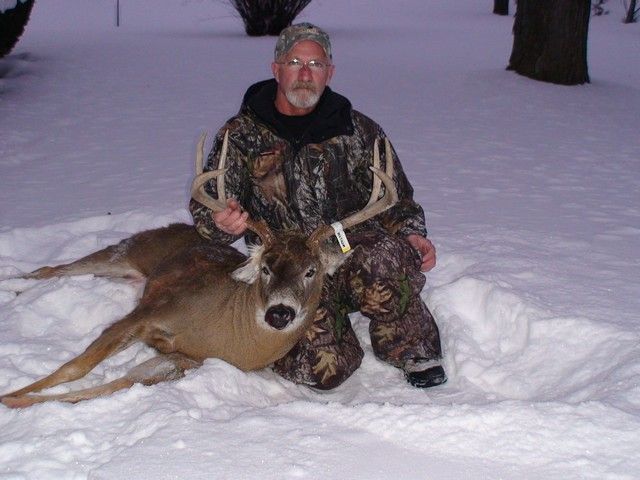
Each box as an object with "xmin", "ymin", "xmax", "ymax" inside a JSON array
[
  {"xmin": 126, "ymin": 228, "xmax": 325, "ymax": 370},
  {"xmin": 0, "ymin": 134, "xmax": 397, "ymax": 408}
]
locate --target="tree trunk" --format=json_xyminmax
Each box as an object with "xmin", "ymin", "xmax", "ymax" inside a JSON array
[
  {"xmin": 0, "ymin": 0, "xmax": 35, "ymax": 59},
  {"xmin": 493, "ymin": 0, "xmax": 509, "ymax": 16},
  {"xmin": 624, "ymin": 0, "xmax": 638, "ymax": 23},
  {"xmin": 507, "ymin": 0, "xmax": 590, "ymax": 85}
]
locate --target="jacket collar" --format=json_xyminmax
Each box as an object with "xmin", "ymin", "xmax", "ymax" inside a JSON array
[{"xmin": 241, "ymin": 79, "xmax": 354, "ymax": 145}]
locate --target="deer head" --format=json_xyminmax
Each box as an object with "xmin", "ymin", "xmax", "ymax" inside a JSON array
[{"xmin": 191, "ymin": 131, "xmax": 397, "ymax": 332}]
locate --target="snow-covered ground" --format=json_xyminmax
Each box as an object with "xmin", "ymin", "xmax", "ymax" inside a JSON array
[{"xmin": 1, "ymin": 1, "xmax": 639, "ymax": 478}]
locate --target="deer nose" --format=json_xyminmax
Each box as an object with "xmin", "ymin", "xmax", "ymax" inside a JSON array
[{"xmin": 264, "ymin": 304, "xmax": 296, "ymax": 330}]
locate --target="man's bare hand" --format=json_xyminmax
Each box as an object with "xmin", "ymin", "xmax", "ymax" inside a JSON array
[
  {"xmin": 212, "ymin": 198, "xmax": 248, "ymax": 236},
  {"xmin": 406, "ymin": 234, "xmax": 436, "ymax": 272}
]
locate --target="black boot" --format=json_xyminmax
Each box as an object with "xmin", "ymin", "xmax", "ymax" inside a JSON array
[{"xmin": 403, "ymin": 359, "xmax": 447, "ymax": 388}]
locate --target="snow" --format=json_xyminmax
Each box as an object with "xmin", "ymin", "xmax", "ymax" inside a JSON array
[{"xmin": 1, "ymin": 0, "xmax": 639, "ymax": 478}]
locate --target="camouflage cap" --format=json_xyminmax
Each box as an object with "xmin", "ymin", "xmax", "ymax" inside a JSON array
[{"xmin": 274, "ymin": 22, "xmax": 332, "ymax": 60}]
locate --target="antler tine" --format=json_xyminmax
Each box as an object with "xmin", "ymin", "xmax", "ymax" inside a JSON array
[
  {"xmin": 366, "ymin": 138, "xmax": 382, "ymax": 206},
  {"xmin": 191, "ymin": 131, "xmax": 275, "ymax": 246},
  {"xmin": 191, "ymin": 169, "xmax": 228, "ymax": 213},
  {"xmin": 217, "ymin": 129, "xmax": 229, "ymax": 200},
  {"xmin": 340, "ymin": 138, "xmax": 398, "ymax": 231},
  {"xmin": 308, "ymin": 138, "xmax": 399, "ymax": 248},
  {"xmin": 366, "ymin": 136, "xmax": 395, "ymax": 206},
  {"xmin": 195, "ymin": 132, "xmax": 206, "ymax": 174},
  {"xmin": 191, "ymin": 131, "xmax": 229, "ymax": 214},
  {"xmin": 385, "ymin": 136, "xmax": 393, "ymax": 178}
]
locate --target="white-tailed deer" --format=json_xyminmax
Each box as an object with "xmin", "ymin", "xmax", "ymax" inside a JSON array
[{"xmin": 0, "ymin": 132, "xmax": 397, "ymax": 408}]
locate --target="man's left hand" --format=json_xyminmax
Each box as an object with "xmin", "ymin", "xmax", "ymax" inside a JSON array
[{"xmin": 406, "ymin": 234, "xmax": 436, "ymax": 272}]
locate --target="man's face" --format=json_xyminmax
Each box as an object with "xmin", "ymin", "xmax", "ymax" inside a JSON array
[{"xmin": 272, "ymin": 40, "xmax": 334, "ymax": 115}]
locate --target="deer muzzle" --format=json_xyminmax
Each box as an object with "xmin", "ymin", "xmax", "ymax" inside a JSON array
[{"xmin": 264, "ymin": 304, "xmax": 296, "ymax": 330}]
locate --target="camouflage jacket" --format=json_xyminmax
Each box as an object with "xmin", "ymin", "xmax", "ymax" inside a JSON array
[{"xmin": 190, "ymin": 79, "xmax": 428, "ymax": 245}]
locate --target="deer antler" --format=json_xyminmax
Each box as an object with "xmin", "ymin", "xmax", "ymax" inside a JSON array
[
  {"xmin": 191, "ymin": 130, "xmax": 275, "ymax": 246},
  {"xmin": 366, "ymin": 137, "xmax": 382, "ymax": 207},
  {"xmin": 307, "ymin": 138, "xmax": 399, "ymax": 248}
]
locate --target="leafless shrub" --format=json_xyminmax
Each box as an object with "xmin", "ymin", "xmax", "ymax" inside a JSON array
[{"xmin": 228, "ymin": 0, "xmax": 312, "ymax": 36}]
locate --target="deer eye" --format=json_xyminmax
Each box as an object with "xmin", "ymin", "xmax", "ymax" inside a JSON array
[
  {"xmin": 305, "ymin": 267, "xmax": 317, "ymax": 278},
  {"xmin": 261, "ymin": 266, "xmax": 270, "ymax": 276}
]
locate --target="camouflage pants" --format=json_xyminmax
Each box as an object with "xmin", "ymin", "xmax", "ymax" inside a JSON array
[{"xmin": 273, "ymin": 230, "xmax": 442, "ymax": 389}]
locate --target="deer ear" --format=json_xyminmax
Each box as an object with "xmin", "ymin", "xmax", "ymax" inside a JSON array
[
  {"xmin": 320, "ymin": 244, "xmax": 352, "ymax": 277},
  {"xmin": 231, "ymin": 244, "xmax": 264, "ymax": 284}
]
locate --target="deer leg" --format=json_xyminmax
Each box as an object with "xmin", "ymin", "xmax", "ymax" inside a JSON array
[
  {"xmin": 0, "ymin": 314, "xmax": 141, "ymax": 399},
  {"xmin": 24, "ymin": 244, "xmax": 144, "ymax": 281},
  {"xmin": 1, "ymin": 353, "xmax": 201, "ymax": 408},
  {"xmin": 1, "ymin": 377, "xmax": 135, "ymax": 408}
]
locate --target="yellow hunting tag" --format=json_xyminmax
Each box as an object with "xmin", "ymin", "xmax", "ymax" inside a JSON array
[{"xmin": 331, "ymin": 222, "xmax": 351, "ymax": 253}]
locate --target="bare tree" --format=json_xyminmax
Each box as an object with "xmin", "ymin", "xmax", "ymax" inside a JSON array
[
  {"xmin": 494, "ymin": 0, "xmax": 509, "ymax": 16},
  {"xmin": 507, "ymin": 0, "xmax": 591, "ymax": 85},
  {"xmin": 0, "ymin": 0, "xmax": 35, "ymax": 59},
  {"xmin": 624, "ymin": 0, "xmax": 638, "ymax": 23},
  {"xmin": 228, "ymin": 0, "xmax": 312, "ymax": 36}
]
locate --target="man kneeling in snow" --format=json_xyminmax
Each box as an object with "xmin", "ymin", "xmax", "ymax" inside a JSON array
[{"xmin": 190, "ymin": 23, "xmax": 446, "ymax": 390}]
